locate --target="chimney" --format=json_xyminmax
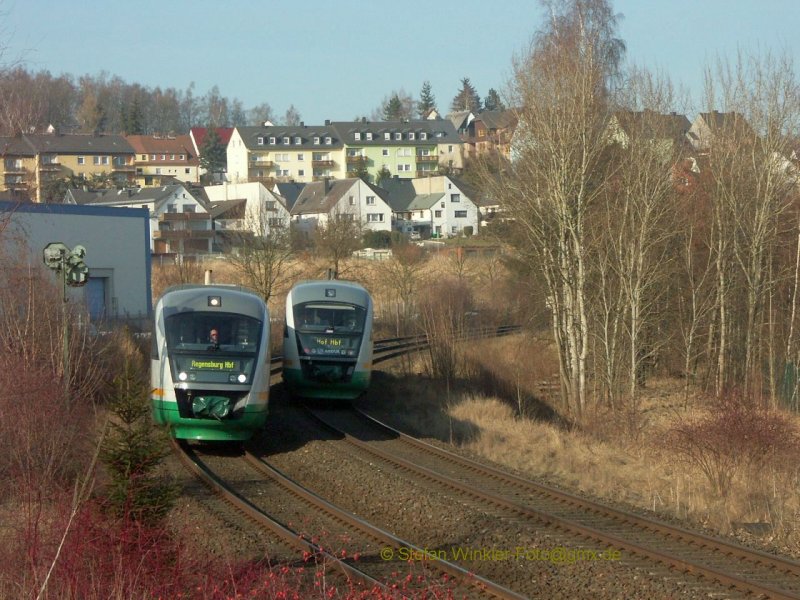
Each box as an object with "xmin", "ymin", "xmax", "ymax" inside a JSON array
[
  {"xmin": 361, "ymin": 117, "xmax": 367, "ymax": 123},
  {"xmin": 324, "ymin": 119, "xmax": 331, "ymax": 126},
  {"xmin": 300, "ymin": 121, "xmax": 305, "ymax": 127}
]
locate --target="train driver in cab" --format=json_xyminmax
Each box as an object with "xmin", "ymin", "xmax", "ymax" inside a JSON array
[{"xmin": 208, "ymin": 328, "xmax": 220, "ymax": 350}]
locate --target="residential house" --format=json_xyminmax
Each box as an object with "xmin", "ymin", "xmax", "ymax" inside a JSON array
[
  {"xmin": 290, "ymin": 178, "xmax": 392, "ymax": 236},
  {"xmin": 687, "ymin": 111, "xmax": 754, "ymax": 152},
  {"xmin": 126, "ymin": 134, "xmax": 200, "ymax": 185},
  {"xmin": 0, "ymin": 131, "xmax": 135, "ymax": 201},
  {"xmin": 227, "ymin": 119, "xmax": 464, "ymax": 186},
  {"xmin": 462, "ymin": 110, "xmax": 518, "ymax": 160},
  {"xmin": 67, "ymin": 183, "xmax": 213, "ymax": 256},
  {"xmin": 204, "ymin": 181, "xmax": 291, "ymax": 238},
  {"xmin": 608, "ymin": 110, "xmax": 691, "ymax": 152},
  {"xmin": 334, "ymin": 119, "xmax": 463, "ymax": 181},
  {"xmin": 381, "ymin": 174, "xmax": 480, "ymax": 238},
  {"xmin": 228, "ymin": 122, "xmax": 343, "ymax": 185}
]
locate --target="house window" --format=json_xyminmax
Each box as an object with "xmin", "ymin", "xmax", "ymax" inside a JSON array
[
  {"xmin": 324, "ymin": 137, "xmax": 332, "ymax": 144},
  {"xmin": 278, "ymin": 169, "xmax": 289, "ymax": 176},
  {"xmin": 179, "ymin": 154, "xmax": 185, "ymax": 160},
  {"xmin": 395, "ymin": 132, "xmax": 402, "ymax": 140},
  {"xmin": 275, "ymin": 153, "xmax": 289, "ymax": 161},
  {"xmin": 313, "ymin": 136, "xmax": 320, "ymax": 144},
  {"xmin": 297, "ymin": 153, "xmax": 304, "ymax": 161},
  {"xmin": 398, "ymin": 164, "xmax": 411, "ymax": 172},
  {"xmin": 354, "ymin": 132, "xmax": 361, "ymax": 140},
  {"xmin": 269, "ymin": 136, "xmax": 276, "ymax": 144},
  {"xmin": 366, "ymin": 132, "xmax": 373, "ymax": 140},
  {"xmin": 185, "ymin": 168, "xmax": 190, "ymax": 174},
  {"xmin": 434, "ymin": 210, "xmax": 442, "ymax": 218},
  {"xmin": 183, "ymin": 205, "xmax": 196, "ymax": 213},
  {"xmin": 382, "ymin": 149, "xmax": 389, "ymax": 156},
  {"xmin": 298, "ymin": 169, "xmax": 305, "ymax": 176},
  {"xmin": 455, "ymin": 210, "xmax": 467, "ymax": 218},
  {"xmin": 294, "ymin": 136, "xmax": 301, "ymax": 144},
  {"xmin": 167, "ymin": 204, "xmax": 177, "ymax": 213},
  {"xmin": 155, "ymin": 168, "xmax": 162, "ymax": 174},
  {"xmin": 140, "ymin": 154, "xmax": 147, "ymax": 160},
  {"xmin": 450, "ymin": 193, "xmax": 460, "ymax": 203},
  {"xmin": 257, "ymin": 136, "xmax": 264, "ymax": 145},
  {"xmin": 418, "ymin": 211, "xmax": 424, "ymax": 218},
  {"xmin": 384, "ymin": 132, "xmax": 391, "ymax": 140},
  {"xmin": 451, "ymin": 226, "xmax": 458, "ymax": 234},
  {"xmin": 151, "ymin": 154, "xmax": 156, "ymax": 160},
  {"xmin": 366, "ymin": 196, "xmax": 375, "ymax": 205},
  {"xmin": 160, "ymin": 154, "xmax": 166, "ymax": 160},
  {"xmin": 367, "ymin": 213, "xmax": 384, "ymax": 222},
  {"xmin": 77, "ymin": 156, "xmax": 85, "ymax": 165},
  {"xmin": 448, "ymin": 145, "xmax": 454, "ymax": 152},
  {"xmin": 102, "ymin": 156, "xmax": 109, "ymax": 165},
  {"xmin": 409, "ymin": 132, "xmax": 415, "ymax": 140},
  {"xmin": 397, "ymin": 148, "xmax": 411, "ymax": 157},
  {"xmin": 349, "ymin": 196, "xmax": 355, "ymax": 206},
  {"xmin": 283, "ymin": 137, "xmax": 290, "ymax": 144}
]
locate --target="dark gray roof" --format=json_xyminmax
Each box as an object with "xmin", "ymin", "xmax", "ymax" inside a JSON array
[
  {"xmin": 21, "ymin": 133, "xmax": 135, "ymax": 154},
  {"xmin": 236, "ymin": 125, "xmax": 342, "ymax": 151},
  {"xmin": 615, "ymin": 110, "xmax": 691, "ymax": 143},
  {"xmin": 291, "ymin": 178, "xmax": 388, "ymax": 216},
  {"xmin": 273, "ymin": 182, "xmax": 305, "ymax": 210},
  {"xmin": 377, "ymin": 177, "xmax": 417, "ymax": 211},
  {"xmin": 699, "ymin": 111, "xmax": 753, "ymax": 137},
  {"xmin": 446, "ymin": 111, "xmax": 472, "ymax": 131},
  {"xmin": 64, "ymin": 188, "xmax": 106, "ymax": 205},
  {"xmin": 475, "ymin": 109, "xmax": 517, "ymax": 130},
  {"xmin": 330, "ymin": 119, "xmax": 461, "ymax": 146},
  {"xmin": 208, "ymin": 198, "xmax": 246, "ymax": 219},
  {"xmin": 79, "ymin": 184, "xmax": 201, "ymax": 212},
  {"xmin": 0, "ymin": 136, "xmax": 35, "ymax": 156}
]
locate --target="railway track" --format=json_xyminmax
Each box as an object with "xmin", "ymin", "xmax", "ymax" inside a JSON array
[
  {"xmin": 305, "ymin": 405, "xmax": 800, "ymax": 600},
  {"xmin": 172, "ymin": 437, "xmax": 524, "ymax": 599}
]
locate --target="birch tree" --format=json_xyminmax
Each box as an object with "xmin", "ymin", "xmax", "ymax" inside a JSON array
[{"xmin": 482, "ymin": 0, "xmax": 623, "ymax": 418}]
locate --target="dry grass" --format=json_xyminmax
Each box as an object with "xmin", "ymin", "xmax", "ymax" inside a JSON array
[{"xmin": 365, "ymin": 334, "xmax": 800, "ymax": 558}]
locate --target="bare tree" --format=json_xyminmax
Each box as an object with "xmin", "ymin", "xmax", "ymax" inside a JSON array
[
  {"xmin": 379, "ymin": 243, "xmax": 426, "ymax": 335},
  {"xmin": 225, "ymin": 201, "xmax": 296, "ymax": 303},
  {"xmin": 481, "ymin": 0, "xmax": 623, "ymax": 418},
  {"xmin": 702, "ymin": 50, "xmax": 800, "ymax": 398},
  {"xmin": 312, "ymin": 212, "xmax": 362, "ymax": 279}
]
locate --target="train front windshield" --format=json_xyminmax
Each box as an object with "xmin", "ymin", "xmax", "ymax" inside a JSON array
[
  {"xmin": 164, "ymin": 311, "xmax": 263, "ymax": 385},
  {"xmin": 293, "ymin": 302, "xmax": 366, "ymax": 358}
]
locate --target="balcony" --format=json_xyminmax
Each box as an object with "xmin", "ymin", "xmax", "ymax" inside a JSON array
[
  {"xmin": 161, "ymin": 212, "xmax": 211, "ymax": 222},
  {"xmin": 112, "ymin": 164, "xmax": 136, "ymax": 172},
  {"xmin": 215, "ymin": 218, "xmax": 247, "ymax": 231},
  {"xmin": 39, "ymin": 162, "xmax": 62, "ymax": 172},
  {"xmin": 312, "ymin": 159, "xmax": 335, "ymax": 167},
  {"xmin": 415, "ymin": 154, "xmax": 438, "ymax": 163},
  {"xmin": 249, "ymin": 160, "xmax": 274, "ymax": 168},
  {"xmin": 345, "ymin": 155, "xmax": 366, "ymax": 164},
  {"xmin": 3, "ymin": 164, "xmax": 26, "ymax": 174},
  {"xmin": 153, "ymin": 229, "xmax": 215, "ymax": 240}
]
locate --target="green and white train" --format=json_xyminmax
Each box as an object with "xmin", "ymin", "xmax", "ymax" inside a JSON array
[
  {"xmin": 282, "ymin": 280, "xmax": 373, "ymax": 400},
  {"xmin": 151, "ymin": 284, "xmax": 271, "ymax": 441}
]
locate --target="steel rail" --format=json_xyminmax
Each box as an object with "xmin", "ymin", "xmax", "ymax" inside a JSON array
[
  {"xmin": 313, "ymin": 407, "xmax": 800, "ymax": 600},
  {"xmin": 242, "ymin": 450, "xmax": 527, "ymax": 600},
  {"xmin": 169, "ymin": 438, "xmax": 388, "ymax": 594}
]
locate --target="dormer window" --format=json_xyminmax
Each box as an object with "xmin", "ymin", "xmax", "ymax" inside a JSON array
[
  {"xmin": 324, "ymin": 137, "xmax": 332, "ymax": 145},
  {"xmin": 366, "ymin": 132, "xmax": 373, "ymax": 140},
  {"xmin": 354, "ymin": 132, "xmax": 361, "ymax": 140},
  {"xmin": 269, "ymin": 136, "xmax": 276, "ymax": 144},
  {"xmin": 294, "ymin": 136, "xmax": 301, "ymax": 144},
  {"xmin": 283, "ymin": 137, "xmax": 290, "ymax": 144},
  {"xmin": 409, "ymin": 132, "xmax": 415, "ymax": 140},
  {"xmin": 257, "ymin": 136, "xmax": 264, "ymax": 145},
  {"xmin": 384, "ymin": 132, "xmax": 391, "ymax": 140},
  {"xmin": 395, "ymin": 132, "xmax": 402, "ymax": 140},
  {"xmin": 420, "ymin": 132, "xmax": 427, "ymax": 140},
  {"xmin": 313, "ymin": 136, "xmax": 320, "ymax": 144}
]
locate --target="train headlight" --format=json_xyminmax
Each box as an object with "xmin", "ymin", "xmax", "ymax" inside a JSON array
[
  {"xmin": 178, "ymin": 371, "xmax": 188, "ymax": 381},
  {"xmin": 208, "ymin": 295, "xmax": 222, "ymax": 307},
  {"xmin": 237, "ymin": 373, "xmax": 247, "ymax": 383}
]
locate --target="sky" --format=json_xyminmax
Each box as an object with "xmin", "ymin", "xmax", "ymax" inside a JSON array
[{"xmin": 3, "ymin": 0, "xmax": 800, "ymax": 124}]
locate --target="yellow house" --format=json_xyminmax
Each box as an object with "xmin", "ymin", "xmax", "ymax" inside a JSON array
[{"xmin": 0, "ymin": 132, "xmax": 135, "ymax": 201}]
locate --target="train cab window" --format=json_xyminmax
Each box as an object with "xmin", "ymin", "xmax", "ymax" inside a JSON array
[
  {"xmin": 165, "ymin": 312, "xmax": 262, "ymax": 353},
  {"xmin": 294, "ymin": 303, "xmax": 365, "ymax": 333}
]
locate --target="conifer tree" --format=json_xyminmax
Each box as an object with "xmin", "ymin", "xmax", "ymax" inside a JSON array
[{"xmin": 418, "ymin": 80, "xmax": 437, "ymax": 117}]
